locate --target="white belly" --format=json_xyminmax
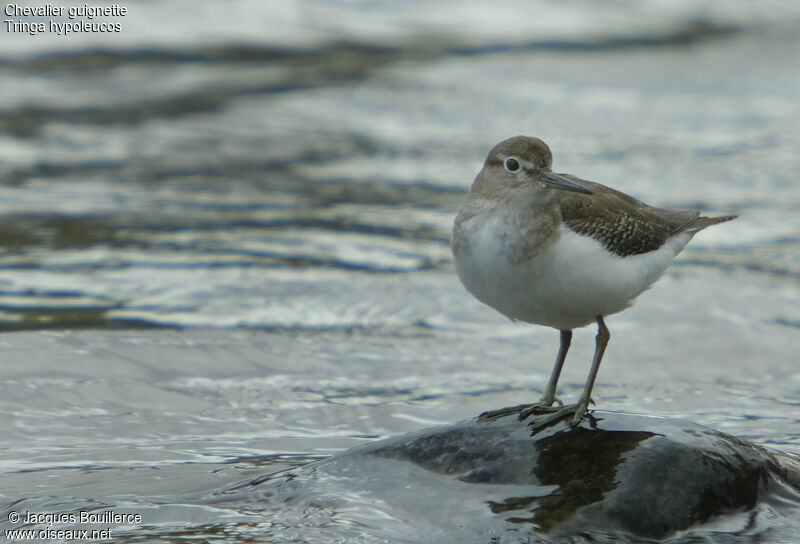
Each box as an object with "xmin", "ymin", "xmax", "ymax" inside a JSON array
[{"xmin": 454, "ymin": 221, "xmax": 691, "ymax": 330}]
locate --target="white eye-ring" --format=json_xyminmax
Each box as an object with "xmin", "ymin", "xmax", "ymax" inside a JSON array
[{"xmin": 504, "ymin": 157, "xmax": 521, "ymax": 173}]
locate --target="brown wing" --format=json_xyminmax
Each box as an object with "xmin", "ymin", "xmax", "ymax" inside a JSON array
[{"xmin": 554, "ymin": 175, "xmax": 700, "ymax": 257}]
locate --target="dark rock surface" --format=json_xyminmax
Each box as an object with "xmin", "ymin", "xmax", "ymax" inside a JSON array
[{"xmin": 246, "ymin": 410, "xmax": 800, "ymax": 543}]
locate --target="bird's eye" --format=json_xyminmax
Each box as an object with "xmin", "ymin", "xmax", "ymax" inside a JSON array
[{"xmin": 504, "ymin": 157, "xmax": 520, "ymax": 173}]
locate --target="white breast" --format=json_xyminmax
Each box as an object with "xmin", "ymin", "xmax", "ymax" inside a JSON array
[{"xmin": 454, "ymin": 219, "xmax": 692, "ymax": 331}]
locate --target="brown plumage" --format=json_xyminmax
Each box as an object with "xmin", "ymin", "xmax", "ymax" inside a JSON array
[{"xmin": 555, "ymin": 177, "xmax": 736, "ymax": 257}]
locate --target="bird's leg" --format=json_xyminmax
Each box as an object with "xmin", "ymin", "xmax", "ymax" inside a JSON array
[
  {"xmin": 481, "ymin": 330, "xmax": 572, "ymax": 420},
  {"xmin": 570, "ymin": 316, "xmax": 609, "ymax": 425},
  {"xmin": 516, "ymin": 330, "xmax": 572, "ymax": 420},
  {"xmin": 528, "ymin": 317, "xmax": 610, "ymax": 432},
  {"xmin": 538, "ymin": 330, "xmax": 572, "ymax": 407}
]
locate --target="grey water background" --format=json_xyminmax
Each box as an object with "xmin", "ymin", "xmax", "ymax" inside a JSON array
[{"xmin": 0, "ymin": 1, "xmax": 799, "ymax": 542}]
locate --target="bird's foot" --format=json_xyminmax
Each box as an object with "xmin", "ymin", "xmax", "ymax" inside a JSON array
[
  {"xmin": 479, "ymin": 398, "xmax": 563, "ymax": 420},
  {"xmin": 526, "ymin": 400, "xmax": 592, "ymax": 433},
  {"xmin": 480, "ymin": 404, "xmax": 533, "ymax": 420},
  {"xmin": 518, "ymin": 398, "xmax": 564, "ymax": 420}
]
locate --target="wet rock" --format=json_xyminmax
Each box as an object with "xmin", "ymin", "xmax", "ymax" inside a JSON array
[{"xmin": 252, "ymin": 410, "xmax": 800, "ymax": 543}]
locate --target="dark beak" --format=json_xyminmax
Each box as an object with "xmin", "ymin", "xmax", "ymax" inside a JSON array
[{"xmin": 542, "ymin": 172, "xmax": 593, "ymax": 195}]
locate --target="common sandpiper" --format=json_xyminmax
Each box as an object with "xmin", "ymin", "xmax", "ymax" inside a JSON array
[{"xmin": 451, "ymin": 135, "xmax": 736, "ymax": 431}]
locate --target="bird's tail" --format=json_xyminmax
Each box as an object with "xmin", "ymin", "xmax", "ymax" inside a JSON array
[{"xmin": 686, "ymin": 214, "xmax": 737, "ymax": 233}]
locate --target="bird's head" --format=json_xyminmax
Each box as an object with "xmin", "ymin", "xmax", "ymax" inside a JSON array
[{"xmin": 472, "ymin": 135, "xmax": 592, "ymax": 198}]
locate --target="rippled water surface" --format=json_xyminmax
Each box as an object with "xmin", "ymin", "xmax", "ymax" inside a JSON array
[{"xmin": 1, "ymin": 1, "xmax": 799, "ymax": 542}]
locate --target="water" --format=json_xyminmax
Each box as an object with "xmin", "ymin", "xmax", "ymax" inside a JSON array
[{"xmin": 1, "ymin": 1, "xmax": 799, "ymax": 542}]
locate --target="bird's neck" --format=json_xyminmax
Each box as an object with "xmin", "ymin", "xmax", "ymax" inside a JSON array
[{"xmin": 459, "ymin": 189, "xmax": 562, "ymax": 265}]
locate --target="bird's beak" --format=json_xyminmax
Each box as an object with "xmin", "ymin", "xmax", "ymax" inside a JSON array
[{"xmin": 542, "ymin": 172, "xmax": 593, "ymax": 195}]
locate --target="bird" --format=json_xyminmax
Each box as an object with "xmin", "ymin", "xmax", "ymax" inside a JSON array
[{"xmin": 451, "ymin": 135, "xmax": 736, "ymax": 431}]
